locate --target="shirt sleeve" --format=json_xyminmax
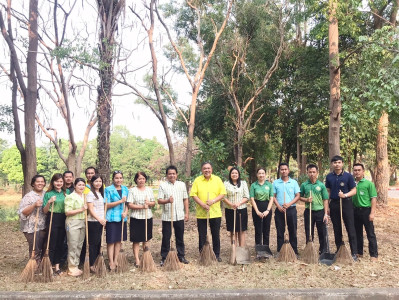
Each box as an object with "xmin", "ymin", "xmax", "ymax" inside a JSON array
[
  {"xmin": 321, "ymin": 185, "xmax": 329, "ymax": 200},
  {"xmin": 300, "ymin": 183, "xmax": 305, "ymax": 197},
  {"xmin": 182, "ymin": 183, "xmax": 188, "ymax": 199},
  {"xmin": 325, "ymin": 175, "xmax": 331, "ymax": 189},
  {"xmin": 86, "ymin": 192, "xmax": 94, "ymax": 203},
  {"xmin": 189, "ymin": 179, "xmax": 198, "ymax": 197},
  {"xmin": 104, "ymin": 188, "xmax": 111, "ymax": 204},
  {"xmin": 268, "ymin": 182, "xmax": 273, "ymax": 198},
  {"xmin": 272, "ymin": 182, "xmax": 277, "ymax": 195},
  {"xmin": 242, "ymin": 181, "xmax": 249, "ymax": 199},
  {"xmin": 218, "ymin": 178, "xmax": 227, "ymax": 195},
  {"xmin": 148, "ymin": 188, "xmax": 155, "ymax": 202},
  {"xmin": 369, "ymin": 182, "xmax": 377, "ymax": 198},
  {"xmin": 249, "ymin": 183, "xmax": 255, "ymax": 198},
  {"xmin": 158, "ymin": 183, "xmax": 165, "ymax": 200},
  {"xmin": 43, "ymin": 192, "xmax": 50, "ymax": 207},
  {"xmin": 294, "ymin": 181, "xmax": 301, "ymax": 194},
  {"xmin": 64, "ymin": 195, "xmax": 74, "ymax": 213},
  {"xmin": 18, "ymin": 194, "xmax": 30, "ymax": 220}
]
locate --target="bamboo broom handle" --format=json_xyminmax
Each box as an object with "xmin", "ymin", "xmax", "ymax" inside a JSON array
[
  {"xmin": 206, "ymin": 192, "xmax": 210, "ymax": 236},
  {"xmin": 85, "ymin": 194, "xmax": 89, "ymax": 250},
  {"xmin": 309, "ymin": 190, "xmax": 312, "ymax": 240},
  {"xmin": 45, "ymin": 202, "xmax": 55, "ymax": 251},
  {"xmin": 32, "ymin": 206, "xmax": 40, "ymax": 254},
  {"xmin": 284, "ymin": 192, "xmax": 288, "ymax": 234},
  {"xmin": 100, "ymin": 200, "xmax": 107, "ymax": 249}
]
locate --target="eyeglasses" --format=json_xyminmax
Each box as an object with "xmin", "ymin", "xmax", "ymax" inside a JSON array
[{"xmin": 113, "ymin": 170, "xmax": 122, "ymax": 174}]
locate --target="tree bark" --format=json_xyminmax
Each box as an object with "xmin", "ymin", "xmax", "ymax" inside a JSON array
[{"xmin": 375, "ymin": 111, "xmax": 389, "ymax": 205}]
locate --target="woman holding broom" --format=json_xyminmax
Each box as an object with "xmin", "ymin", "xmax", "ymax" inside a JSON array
[
  {"xmin": 127, "ymin": 171, "xmax": 156, "ymax": 267},
  {"xmin": 104, "ymin": 171, "xmax": 129, "ymax": 271},
  {"xmin": 86, "ymin": 175, "xmax": 106, "ymax": 272},
  {"xmin": 43, "ymin": 173, "xmax": 70, "ymax": 275}
]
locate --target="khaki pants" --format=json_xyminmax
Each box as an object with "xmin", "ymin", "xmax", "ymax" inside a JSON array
[{"xmin": 66, "ymin": 219, "xmax": 85, "ymax": 272}]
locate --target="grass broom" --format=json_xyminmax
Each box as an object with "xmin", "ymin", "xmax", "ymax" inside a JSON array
[
  {"xmin": 277, "ymin": 192, "xmax": 296, "ymax": 263},
  {"xmin": 302, "ymin": 191, "xmax": 318, "ymax": 264},
  {"xmin": 20, "ymin": 207, "xmax": 40, "ymax": 283},
  {"xmin": 93, "ymin": 201, "xmax": 107, "ymax": 277},
  {"xmin": 40, "ymin": 202, "xmax": 54, "ymax": 282},
  {"xmin": 333, "ymin": 198, "xmax": 353, "ymax": 264},
  {"xmin": 229, "ymin": 207, "xmax": 237, "ymax": 265},
  {"xmin": 83, "ymin": 194, "xmax": 90, "ymax": 280},
  {"xmin": 164, "ymin": 197, "xmax": 182, "ymax": 271},
  {"xmin": 117, "ymin": 201, "xmax": 129, "ymax": 273},
  {"xmin": 140, "ymin": 200, "xmax": 156, "ymax": 272},
  {"xmin": 199, "ymin": 193, "xmax": 217, "ymax": 266}
]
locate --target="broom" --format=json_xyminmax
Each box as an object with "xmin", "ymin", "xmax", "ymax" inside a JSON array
[
  {"xmin": 20, "ymin": 207, "xmax": 40, "ymax": 283},
  {"xmin": 302, "ymin": 191, "xmax": 318, "ymax": 264},
  {"xmin": 93, "ymin": 201, "xmax": 107, "ymax": 277},
  {"xmin": 83, "ymin": 194, "xmax": 90, "ymax": 279},
  {"xmin": 164, "ymin": 197, "xmax": 182, "ymax": 271},
  {"xmin": 117, "ymin": 201, "xmax": 129, "ymax": 273},
  {"xmin": 199, "ymin": 193, "xmax": 217, "ymax": 266},
  {"xmin": 333, "ymin": 197, "xmax": 353, "ymax": 264},
  {"xmin": 40, "ymin": 202, "xmax": 54, "ymax": 282},
  {"xmin": 277, "ymin": 192, "xmax": 296, "ymax": 263},
  {"xmin": 140, "ymin": 199, "xmax": 156, "ymax": 272}
]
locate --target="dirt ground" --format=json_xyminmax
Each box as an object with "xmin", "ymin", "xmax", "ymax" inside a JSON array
[{"xmin": 1, "ymin": 196, "xmax": 399, "ymax": 292}]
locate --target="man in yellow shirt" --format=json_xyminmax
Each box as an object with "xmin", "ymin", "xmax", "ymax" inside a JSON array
[
  {"xmin": 83, "ymin": 166, "xmax": 97, "ymax": 195},
  {"xmin": 190, "ymin": 162, "xmax": 226, "ymax": 262}
]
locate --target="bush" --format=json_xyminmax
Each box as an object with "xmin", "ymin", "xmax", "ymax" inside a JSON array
[{"xmin": 0, "ymin": 206, "xmax": 18, "ymax": 222}]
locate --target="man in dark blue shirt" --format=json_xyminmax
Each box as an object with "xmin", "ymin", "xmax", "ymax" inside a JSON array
[{"xmin": 325, "ymin": 155, "xmax": 357, "ymax": 260}]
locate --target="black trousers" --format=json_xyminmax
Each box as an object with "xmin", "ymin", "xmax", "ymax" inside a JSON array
[
  {"xmin": 161, "ymin": 220, "xmax": 185, "ymax": 260},
  {"xmin": 47, "ymin": 212, "xmax": 66, "ymax": 265},
  {"xmin": 88, "ymin": 221, "xmax": 103, "ymax": 266},
  {"xmin": 330, "ymin": 198, "xmax": 357, "ymax": 255},
  {"xmin": 23, "ymin": 230, "xmax": 47, "ymax": 265},
  {"xmin": 197, "ymin": 217, "xmax": 221, "ymax": 257},
  {"xmin": 304, "ymin": 208, "xmax": 326, "ymax": 253},
  {"xmin": 275, "ymin": 206, "xmax": 298, "ymax": 254},
  {"xmin": 354, "ymin": 207, "xmax": 378, "ymax": 257},
  {"xmin": 252, "ymin": 200, "xmax": 272, "ymax": 246}
]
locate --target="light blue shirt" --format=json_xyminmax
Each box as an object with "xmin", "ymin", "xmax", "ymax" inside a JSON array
[
  {"xmin": 104, "ymin": 184, "xmax": 129, "ymax": 222},
  {"xmin": 272, "ymin": 177, "xmax": 300, "ymax": 206}
]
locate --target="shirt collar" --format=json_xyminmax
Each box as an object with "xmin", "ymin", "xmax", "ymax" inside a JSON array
[
  {"xmin": 333, "ymin": 170, "xmax": 344, "ymax": 176},
  {"xmin": 201, "ymin": 174, "xmax": 213, "ymax": 181}
]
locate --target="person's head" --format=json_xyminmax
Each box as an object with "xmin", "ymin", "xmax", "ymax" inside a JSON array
[
  {"xmin": 31, "ymin": 175, "xmax": 46, "ymax": 192},
  {"xmin": 90, "ymin": 174, "xmax": 104, "ymax": 198},
  {"xmin": 353, "ymin": 163, "xmax": 365, "ymax": 180},
  {"xmin": 306, "ymin": 164, "xmax": 319, "ymax": 182},
  {"xmin": 279, "ymin": 163, "xmax": 289, "ymax": 178},
  {"xmin": 229, "ymin": 167, "xmax": 241, "ymax": 188},
  {"xmin": 74, "ymin": 178, "xmax": 86, "ymax": 194},
  {"xmin": 201, "ymin": 162, "xmax": 213, "ymax": 179},
  {"xmin": 256, "ymin": 167, "xmax": 266, "ymax": 181},
  {"xmin": 331, "ymin": 155, "xmax": 344, "ymax": 172},
  {"xmin": 134, "ymin": 171, "xmax": 148, "ymax": 186},
  {"xmin": 165, "ymin": 165, "xmax": 178, "ymax": 183},
  {"xmin": 85, "ymin": 167, "xmax": 97, "ymax": 181},
  {"xmin": 48, "ymin": 173, "xmax": 65, "ymax": 192},
  {"xmin": 63, "ymin": 171, "xmax": 74, "ymax": 186},
  {"xmin": 112, "ymin": 170, "xmax": 123, "ymax": 187}
]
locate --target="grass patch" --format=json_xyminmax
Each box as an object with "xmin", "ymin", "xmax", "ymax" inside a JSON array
[{"xmin": 0, "ymin": 206, "xmax": 18, "ymax": 222}]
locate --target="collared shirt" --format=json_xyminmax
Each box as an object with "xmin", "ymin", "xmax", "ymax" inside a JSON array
[
  {"xmin": 352, "ymin": 178, "xmax": 377, "ymax": 208},
  {"xmin": 64, "ymin": 192, "xmax": 85, "ymax": 220},
  {"xmin": 18, "ymin": 190, "xmax": 46, "ymax": 233},
  {"xmin": 189, "ymin": 174, "xmax": 227, "ymax": 219},
  {"xmin": 66, "ymin": 185, "xmax": 75, "ymax": 193},
  {"xmin": 224, "ymin": 180, "xmax": 249, "ymax": 210},
  {"xmin": 105, "ymin": 184, "xmax": 129, "ymax": 222},
  {"xmin": 84, "ymin": 182, "xmax": 91, "ymax": 195},
  {"xmin": 249, "ymin": 180, "xmax": 273, "ymax": 201},
  {"xmin": 127, "ymin": 186, "xmax": 155, "ymax": 220},
  {"xmin": 86, "ymin": 191, "xmax": 105, "ymax": 222},
  {"xmin": 325, "ymin": 171, "xmax": 356, "ymax": 200},
  {"xmin": 43, "ymin": 189, "xmax": 70, "ymax": 213},
  {"xmin": 300, "ymin": 180, "xmax": 329, "ymax": 211},
  {"xmin": 158, "ymin": 180, "xmax": 188, "ymax": 222},
  {"xmin": 272, "ymin": 177, "xmax": 300, "ymax": 206}
]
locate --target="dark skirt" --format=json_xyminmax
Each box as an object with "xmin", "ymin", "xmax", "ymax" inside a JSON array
[
  {"xmin": 225, "ymin": 208, "xmax": 248, "ymax": 232},
  {"xmin": 106, "ymin": 221, "xmax": 127, "ymax": 244},
  {"xmin": 130, "ymin": 217, "xmax": 153, "ymax": 243}
]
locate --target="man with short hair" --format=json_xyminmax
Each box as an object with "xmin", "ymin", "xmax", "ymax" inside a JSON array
[
  {"xmin": 325, "ymin": 155, "xmax": 357, "ymax": 260},
  {"xmin": 158, "ymin": 166, "xmax": 190, "ymax": 266},
  {"xmin": 273, "ymin": 163, "xmax": 300, "ymax": 255},
  {"xmin": 190, "ymin": 162, "xmax": 226, "ymax": 262},
  {"xmin": 352, "ymin": 163, "xmax": 378, "ymax": 261},
  {"xmin": 299, "ymin": 164, "xmax": 329, "ymax": 254},
  {"xmin": 63, "ymin": 171, "xmax": 75, "ymax": 193},
  {"xmin": 84, "ymin": 166, "xmax": 97, "ymax": 194}
]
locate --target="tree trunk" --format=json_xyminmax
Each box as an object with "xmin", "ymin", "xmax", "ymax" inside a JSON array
[
  {"xmin": 328, "ymin": 0, "xmax": 341, "ymax": 160},
  {"xmin": 235, "ymin": 126, "xmax": 244, "ymax": 167},
  {"xmin": 375, "ymin": 111, "xmax": 389, "ymax": 205},
  {"xmin": 184, "ymin": 88, "xmax": 199, "ymax": 183}
]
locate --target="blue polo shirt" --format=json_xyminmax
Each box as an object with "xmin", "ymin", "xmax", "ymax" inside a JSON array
[
  {"xmin": 272, "ymin": 177, "xmax": 300, "ymax": 206},
  {"xmin": 325, "ymin": 171, "xmax": 356, "ymax": 201}
]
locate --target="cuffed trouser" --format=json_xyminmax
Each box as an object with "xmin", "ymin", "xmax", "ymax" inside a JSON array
[
  {"xmin": 66, "ymin": 219, "xmax": 85, "ymax": 272},
  {"xmin": 275, "ymin": 206, "xmax": 298, "ymax": 254},
  {"xmin": 197, "ymin": 217, "xmax": 221, "ymax": 258},
  {"xmin": 330, "ymin": 198, "xmax": 357, "ymax": 255},
  {"xmin": 304, "ymin": 208, "xmax": 326, "ymax": 253},
  {"xmin": 252, "ymin": 200, "xmax": 272, "ymax": 246},
  {"xmin": 161, "ymin": 220, "xmax": 185, "ymax": 260},
  {"xmin": 23, "ymin": 230, "xmax": 47, "ymax": 265},
  {"xmin": 354, "ymin": 207, "xmax": 378, "ymax": 257}
]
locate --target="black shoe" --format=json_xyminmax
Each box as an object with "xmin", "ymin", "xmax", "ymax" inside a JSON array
[
  {"xmin": 216, "ymin": 257, "xmax": 222, "ymax": 262},
  {"xmin": 160, "ymin": 259, "xmax": 165, "ymax": 267},
  {"xmin": 352, "ymin": 254, "xmax": 358, "ymax": 262},
  {"xmin": 179, "ymin": 257, "xmax": 189, "ymax": 264}
]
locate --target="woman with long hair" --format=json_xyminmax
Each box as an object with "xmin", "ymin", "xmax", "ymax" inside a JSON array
[{"xmin": 43, "ymin": 173, "xmax": 69, "ymax": 275}]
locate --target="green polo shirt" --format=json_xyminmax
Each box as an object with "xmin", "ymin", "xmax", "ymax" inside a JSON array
[
  {"xmin": 249, "ymin": 181, "xmax": 273, "ymax": 201},
  {"xmin": 352, "ymin": 178, "xmax": 377, "ymax": 208},
  {"xmin": 43, "ymin": 189, "xmax": 70, "ymax": 213},
  {"xmin": 300, "ymin": 180, "xmax": 329, "ymax": 211}
]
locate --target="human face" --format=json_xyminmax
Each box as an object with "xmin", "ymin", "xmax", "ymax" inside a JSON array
[
  {"xmin": 113, "ymin": 173, "xmax": 123, "ymax": 187},
  {"xmin": 136, "ymin": 174, "xmax": 146, "ymax": 187},
  {"xmin": 307, "ymin": 167, "xmax": 318, "ymax": 183},
  {"xmin": 332, "ymin": 160, "xmax": 343, "ymax": 173},
  {"xmin": 166, "ymin": 169, "xmax": 177, "ymax": 184},
  {"xmin": 32, "ymin": 177, "xmax": 45, "ymax": 193},
  {"xmin": 201, "ymin": 163, "xmax": 212, "ymax": 179},
  {"xmin": 64, "ymin": 173, "xmax": 74, "ymax": 186},
  {"xmin": 75, "ymin": 181, "xmax": 86, "ymax": 194},
  {"xmin": 92, "ymin": 177, "xmax": 103, "ymax": 191},
  {"xmin": 230, "ymin": 169, "xmax": 239, "ymax": 183},
  {"xmin": 279, "ymin": 165, "xmax": 290, "ymax": 179},
  {"xmin": 353, "ymin": 165, "xmax": 364, "ymax": 181},
  {"xmin": 85, "ymin": 168, "xmax": 96, "ymax": 181},
  {"xmin": 257, "ymin": 169, "xmax": 266, "ymax": 182},
  {"xmin": 53, "ymin": 178, "xmax": 64, "ymax": 191}
]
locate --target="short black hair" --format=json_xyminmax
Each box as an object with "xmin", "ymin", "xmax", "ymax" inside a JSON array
[
  {"xmin": 201, "ymin": 161, "xmax": 212, "ymax": 168},
  {"xmin": 228, "ymin": 167, "xmax": 241, "ymax": 188},
  {"xmin": 112, "ymin": 170, "xmax": 123, "ymax": 180},
  {"xmin": 306, "ymin": 164, "xmax": 318, "ymax": 171},
  {"xmin": 85, "ymin": 166, "xmax": 97, "ymax": 175},
  {"xmin": 74, "ymin": 177, "xmax": 86, "ymax": 186},
  {"xmin": 278, "ymin": 162, "xmax": 289, "ymax": 169},
  {"xmin": 63, "ymin": 170, "xmax": 74, "ymax": 177},
  {"xmin": 166, "ymin": 165, "xmax": 178, "ymax": 175},
  {"xmin": 331, "ymin": 155, "xmax": 343, "ymax": 163},
  {"xmin": 353, "ymin": 163, "xmax": 365, "ymax": 170},
  {"xmin": 256, "ymin": 167, "xmax": 266, "ymax": 174},
  {"xmin": 31, "ymin": 175, "xmax": 46, "ymax": 187},
  {"xmin": 134, "ymin": 172, "xmax": 148, "ymax": 184}
]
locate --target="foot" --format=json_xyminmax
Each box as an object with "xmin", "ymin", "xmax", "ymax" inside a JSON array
[
  {"xmin": 109, "ymin": 263, "xmax": 116, "ymax": 271},
  {"xmin": 90, "ymin": 266, "xmax": 96, "ymax": 273},
  {"xmin": 356, "ymin": 254, "xmax": 363, "ymax": 258},
  {"xmin": 370, "ymin": 257, "xmax": 378, "ymax": 262},
  {"xmin": 160, "ymin": 259, "xmax": 165, "ymax": 267},
  {"xmin": 179, "ymin": 257, "xmax": 189, "ymax": 264},
  {"xmin": 352, "ymin": 254, "xmax": 358, "ymax": 262},
  {"xmin": 216, "ymin": 257, "xmax": 222, "ymax": 262},
  {"xmin": 67, "ymin": 269, "xmax": 82, "ymax": 277}
]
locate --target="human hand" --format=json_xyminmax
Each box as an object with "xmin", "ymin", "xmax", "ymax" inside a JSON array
[
  {"xmin": 308, "ymin": 196, "xmax": 313, "ymax": 203},
  {"xmin": 256, "ymin": 211, "xmax": 263, "ymax": 218},
  {"xmin": 82, "ymin": 204, "xmax": 87, "ymax": 211},
  {"xmin": 323, "ymin": 214, "xmax": 329, "ymax": 224},
  {"xmin": 338, "ymin": 190, "xmax": 345, "ymax": 198},
  {"xmin": 169, "ymin": 196, "xmax": 174, "ymax": 204},
  {"xmin": 283, "ymin": 202, "xmax": 290, "ymax": 209},
  {"xmin": 202, "ymin": 203, "xmax": 210, "ymax": 211},
  {"xmin": 48, "ymin": 196, "xmax": 56, "ymax": 204},
  {"xmin": 278, "ymin": 205, "xmax": 285, "ymax": 213},
  {"xmin": 369, "ymin": 212, "xmax": 375, "ymax": 222},
  {"xmin": 206, "ymin": 199, "xmax": 214, "ymax": 206},
  {"xmin": 99, "ymin": 218, "xmax": 106, "ymax": 226},
  {"xmin": 232, "ymin": 203, "xmax": 239, "ymax": 209},
  {"xmin": 262, "ymin": 210, "xmax": 270, "ymax": 217},
  {"xmin": 122, "ymin": 211, "xmax": 127, "ymax": 219},
  {"xmin": 36, "ymin": 199, "xmax": 43, "ymax": 207},
  {"xmin": 121, "ymin": 196, "xmax": 127, "ymax": 203},
  {"xmin": 184, "ymin": 213, "xmax": 189, "ymax": 222}
]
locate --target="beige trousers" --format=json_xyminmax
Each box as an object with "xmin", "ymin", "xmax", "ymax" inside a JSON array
[{"xmin": 66, "ymin": 218, "xmax": 85, "ymax": 272}]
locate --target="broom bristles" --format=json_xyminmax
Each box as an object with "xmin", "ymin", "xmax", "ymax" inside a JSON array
[
  {"xmin": 40, "ymin": 252, "xmax": 53, "ymax": 283},
  {"xmin": 277, "ymin": 240, "xmax": 297, "ymax": 263},
  {"xmin": 93, "ymin": 253, "xmax": 107, "ymax": 278},
  {"xmin": 140, "ymin": 248, "xmax": 156, "ymax": 272},
  {"xmin": 302, "ymin": 241, "xmax": 318, "ymax": 264},
  {"xmin": 199, "ymin": 240, "xmax": 217, "ymax": 266},
  {"xmin": 164, "ymin": 248, "xmax": 182, "ymax": 271},
  {"xmin": 82, "ymin": 255, "xmax": 90, "ymax": 280},
  {"xmin": 20, "ymin": 255, "xmax": 37, "ymax": 283},
  {"xmin": 117, "ymin": 249, "xmax": 129, "ymax": 273},
  {"xmin": 333, "ymin": 243, "xmax": 353, "ymax": 265}
]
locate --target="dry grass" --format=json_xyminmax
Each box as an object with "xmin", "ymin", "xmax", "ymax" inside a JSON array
[{"xmin": 1, "ymin": 198, "xmax": 399, "ymax": 291}]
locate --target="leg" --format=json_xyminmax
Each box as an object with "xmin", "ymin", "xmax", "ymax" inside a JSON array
[
  {"xmin": 107, "ymin": 243, "xmax": 116, "ymax": 269},
  {"xmin": 66, "ymin": 219, "xmax": 82, "ymax": 273},
  {"xmin": 209, "ymin": 217, "xmax": 221, "ymax": 258},
  {"xmin": 354, "ymin": 208, "xmax": 364, "ymax": 256},
  {"xmin": 274, "ymin": 208, "xmax": 285, "ymax": 252},
  {"xmin": 252, "ymin": 207, "xmax": 262, "ymax": 245},
  {"xmin": 161, "ymin": 221, "xmax": 172, "ymax": 260},
  {"xmin": 304, "ymin": 208, "xmax": 310, "ymax": 243},
  {"xmin": 263, "ymin": 208, "xmax": 272, "ymax": 247},
  {"xmin": 197, "ymin": 218, "xmax": 207, "ymax": 253},
  {"xmin": 342, "ymin": 199, "xmax": 357, "ymax": 255},
  {"xmin": 238, "ymin": 231, "xmax": 246, "ymax": 247},
  {"xmin": 363, "ymin": 208, "xmax": 378, "ymax": 258},
  {"xmin": 113, "ymin": 242, "xmax": 121, "ymax": 266},
  {"xmin": 313, "ymin": 210, "xmax": 325, "ymax": 253},
  {"xmin": 132, "ymin": 242, "xmax": 140, "ymax": 266},
  {"xmin": 329, "ymin": 200, "xmax": 342, "ymax": 252},
  {"xmin": 174, "ymin": 220, "xmax": 185, "ymax": 259},
  {"xmin": 286, "ymin": 207, "xmax": 298, "ymax": 254}
]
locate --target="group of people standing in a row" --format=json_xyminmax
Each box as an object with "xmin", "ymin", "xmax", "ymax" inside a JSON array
[{"xmin": 18, "ymin": 155, "xmax": 378, "ymax": 277}]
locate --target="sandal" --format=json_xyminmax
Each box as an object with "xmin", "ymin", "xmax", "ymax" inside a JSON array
[{"xmin": 53, "ymin": 269, "xmax": 63, "ymax": 276}]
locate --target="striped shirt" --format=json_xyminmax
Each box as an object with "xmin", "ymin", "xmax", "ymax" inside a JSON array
[
  {"xmin": 127, "ymin": 186, "xmax": 155, "ymax": 219},
  {"xmin": 86, "ymin": 191, "xmax": 105, "ymax": 222},
  {"xmin": 158, "ymin": 180, "xmax": 188, "ymax": 222},
  {"xmin": 224, "ymin": 180, "xmax": 249, "ymax": 210}
]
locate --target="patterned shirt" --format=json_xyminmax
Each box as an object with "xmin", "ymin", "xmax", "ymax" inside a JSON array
[
  {"xmin": 128, "ymin": 186, "xmax": 155, "ymax": 219},
  {"xmin": 224, "ymin": 180, "xmax": 249, "ymax": 210},
  {"xmin": 43, "ymin": 189, "xmax": 69, "ymax": 213},
  {"xmin": 64, "ymin": 192, "xmax": 85, "ymax": 220},
  {"xmin": 158, "ymin": 180, "xmax": 188, "ymax": 222},
  {"xmin": 86, "ymin": 191, "xmax": 105, "ymax": 222},
  {"xmin": 18, "ymin": 190, "xmax": 46, "ymax": 233}
]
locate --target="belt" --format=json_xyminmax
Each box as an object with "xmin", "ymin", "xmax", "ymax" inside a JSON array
[{"xmin": 354, "ymin": 206, "xmax": 371, "ymax": 210}]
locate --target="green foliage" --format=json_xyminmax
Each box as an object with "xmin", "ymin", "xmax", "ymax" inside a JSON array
[
  {"xmin": 0, "ymin": 105, "xmax": 13, "ymax": 133},
  {"xmin": 0, "ymin": 207, "xmax": 18, "ymax": 222}
]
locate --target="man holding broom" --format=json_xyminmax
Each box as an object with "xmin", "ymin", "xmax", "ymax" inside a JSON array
[
  {"xmin": 158, "ymin": 165, "xmax": 190, "ymax": 266},
  {"xmin": 190, "ymin": 162, "xmax": 226, "ymax": 262}
]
